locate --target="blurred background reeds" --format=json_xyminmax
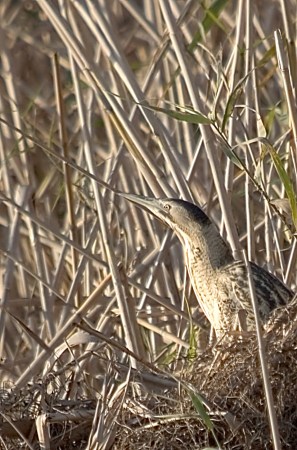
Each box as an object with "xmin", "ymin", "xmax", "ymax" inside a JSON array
[{"xmin": 0, "ymin": 1, "xmax": 296, "ymax": 448}]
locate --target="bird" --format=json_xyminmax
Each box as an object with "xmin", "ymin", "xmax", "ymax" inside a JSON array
[{"xmin": 121, "ymin": 193, "xmax": 294, "ymax": 338}]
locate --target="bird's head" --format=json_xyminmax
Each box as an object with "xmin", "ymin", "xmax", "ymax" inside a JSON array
[
  {"xmin": 120, "ymin": 193, "xmax": 233, "ymax": 268},
  {"xmin": 121, "ymin": 193, "xmax": 210, "ymax": 234}
]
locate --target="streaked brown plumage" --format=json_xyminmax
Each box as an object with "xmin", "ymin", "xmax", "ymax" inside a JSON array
[{"xmin": 122, "ymin": 194, "xmax": 293, "ymax": 337}]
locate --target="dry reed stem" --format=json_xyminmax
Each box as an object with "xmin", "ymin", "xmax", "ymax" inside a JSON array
[{"xmin": 0, "ymin": 1, "xmax": 296, "ymax": 448}]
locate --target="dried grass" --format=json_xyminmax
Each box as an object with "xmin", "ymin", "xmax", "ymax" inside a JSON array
[
  {"xmin": 1, "ymin": 300, "xmax": 296, "ymax": 449},
  {"xmin": 0, "ymin": 1, "xmax": 297, "ymax": 449}
]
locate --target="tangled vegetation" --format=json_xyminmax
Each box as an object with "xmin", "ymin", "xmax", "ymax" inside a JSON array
[{"xmin": 0, "ymin": 1, "xmax": 296, "ymax": 448}]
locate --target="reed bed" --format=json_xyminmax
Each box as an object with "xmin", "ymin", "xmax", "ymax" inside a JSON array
[{"xmin": 0, "ymin": 1, "xmax": 296, "ymax": 448}]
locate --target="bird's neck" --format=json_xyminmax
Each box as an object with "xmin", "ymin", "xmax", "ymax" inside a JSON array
[{"xmin": 181, "ymin": 223, "xmax": 234, "ymax": 271}]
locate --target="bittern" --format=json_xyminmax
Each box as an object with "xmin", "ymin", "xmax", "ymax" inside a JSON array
[{"xmin": 122, "ymin": 194, "xmax": 293, "ymax": 338}]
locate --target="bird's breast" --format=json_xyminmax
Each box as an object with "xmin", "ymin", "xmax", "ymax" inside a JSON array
[{"xmin": 184, "ymin": 246, "xmax": 242, "ymax": 335}]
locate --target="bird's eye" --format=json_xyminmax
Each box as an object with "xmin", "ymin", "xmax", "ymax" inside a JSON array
[{"xmin": 163, "ymin": 203, "xmax": 171, "ymax": 211}]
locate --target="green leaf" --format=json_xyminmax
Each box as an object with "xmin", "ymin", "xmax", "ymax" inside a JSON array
[
  {"xmin": 221, "ymin": 142, "xmax": 246, "ymax": 171},
  {"xmin": 186, "ymin": 386, "xmax": 222, "ymax": 448},
  {"xmin": 263, "ymin": 106, "xmax": 277, "ymax": 136},
  {"xmin": 148, "ymin": 104, "xmax": 212, "ymax": 125},
  {"xmin": 188, "ymin": 0, "xmax": 230, "ymax": 52},
  {"xmin": 265, "ymin": 142, "xmax": 297, "ymax": 229},
  {"xmin": 221, "ymin": 72, "xmax": 252, "ymax": 132},
  {"xmin": 187, "ymin": 326, "xmax": 197, "ymax": 360},
  {"xmin": 257, "ymin": 44, "xmax": 276, "ymax": 68},
  {"xmin": 189, "ymin": 391, "xmax": 214, "ymax": 430}
]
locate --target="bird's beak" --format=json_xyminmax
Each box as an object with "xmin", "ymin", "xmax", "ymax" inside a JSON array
[{"xmin": 120, "ymin": 192, "xmax": 165, "ymax": 222}]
